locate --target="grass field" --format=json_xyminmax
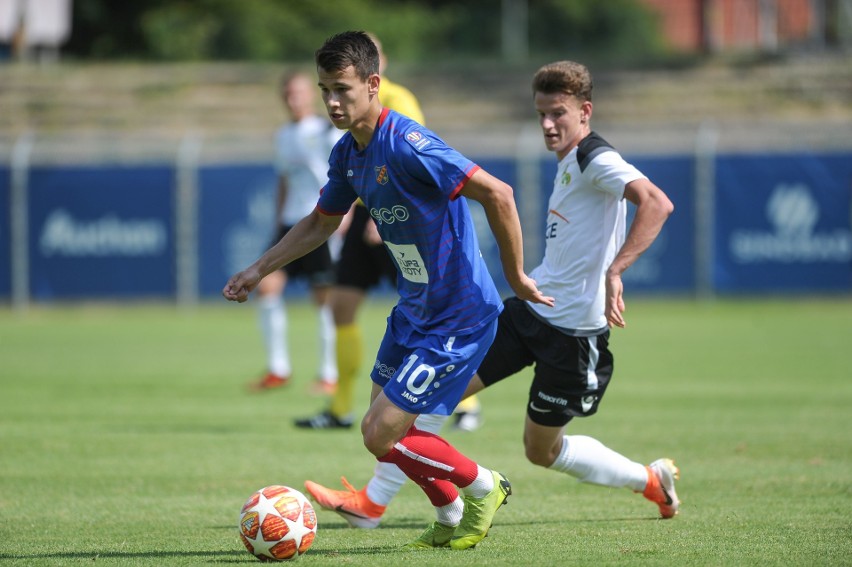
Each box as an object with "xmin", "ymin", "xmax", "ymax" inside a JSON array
[{"xmin": 1, "ymin": 297, "xmax": 851, "ymax": 566}]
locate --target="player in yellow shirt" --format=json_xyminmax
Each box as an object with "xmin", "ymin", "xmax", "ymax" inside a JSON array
[{"xmin": 374, "ymin": 70, "xmax": 424, "ymax": 125}]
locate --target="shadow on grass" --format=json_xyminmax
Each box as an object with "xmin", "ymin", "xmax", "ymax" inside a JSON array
[
  {"xmin": 211, "ymin": 514, "xmax": 428, "ymax": 533},
  {"xmin": 3, "ymin": 516, "xmax": 668, "ymax": 563},
  {"xmin": 497, "ymin": 516, "xmax": 669, "ymax": 527},
  {"xmin": 215, "ymin": 511, "xmax": 662, "ymax": 535},
  {"xmin": 0, "ymin": 550, "xmax": 247, "ymax": 562},
  {"xmin": 311, "ymin": 516, "xmax": 429, "ymax": 530},
  {"xmin": 0, "ymin": 517, "xmax": 661, "ymax": 563},
  {"xmin": 0, "ymin": 543, "xmax": 425, "ymax": 564}
]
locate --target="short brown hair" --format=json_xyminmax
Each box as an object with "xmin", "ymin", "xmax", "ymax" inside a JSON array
[
  {"xmin": 315, "ymin": 31, "xmax": 379, "ymax": 80},
  {"xmin": 532, "ymin": 61, "xmax": 593, "ymax": 102}
]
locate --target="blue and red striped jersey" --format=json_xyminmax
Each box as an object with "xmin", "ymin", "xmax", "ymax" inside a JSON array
[{"xmin": 318, "ymin": 108, "xmax": 502, "ymax": 335}]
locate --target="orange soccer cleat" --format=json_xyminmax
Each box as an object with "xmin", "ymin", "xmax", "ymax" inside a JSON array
[
  {"xmin": 643, "ymin": 458, "xmax": 680, "ymax": 519},
  {"xmin": 249, "ymin": 372, "xmax": 290, "ymax": 391},
  {"xmin": 304, "ymin": 477, "xmax": 386, "ymax": 528}
]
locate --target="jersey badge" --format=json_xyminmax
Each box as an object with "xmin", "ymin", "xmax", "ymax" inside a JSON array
[
  {"xmin": 374, "ymin": 164, "xmax": 389, "ymax": 185},
  {"xmin": 406, "ymin": 131, "xmax": 431, "ymax": 151},
  {"xmin": 561, "ymin": 170, "xmax": 572, "ymax": 186}
]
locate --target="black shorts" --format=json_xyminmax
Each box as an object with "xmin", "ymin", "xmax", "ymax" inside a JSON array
[
  {"xmin": 477, "ymin": 297, "xmax": 614, "ymax": 427},
  {"xmin": 271, "ymin": 225, "xmax": 335, "ymax": 287},
  {"xmin": 335, "ymin": 205, "xmax": 397, "ymax": 291}
]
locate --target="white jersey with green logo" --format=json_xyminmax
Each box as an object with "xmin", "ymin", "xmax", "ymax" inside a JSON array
[{"xmin": 526, "ymin": 132, "xmax": 646, "ymax": 334}]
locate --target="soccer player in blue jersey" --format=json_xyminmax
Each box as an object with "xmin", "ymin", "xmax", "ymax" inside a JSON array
[{"xmin": 223, "ymin": 31, "xmax": 554, "ymax": 550}]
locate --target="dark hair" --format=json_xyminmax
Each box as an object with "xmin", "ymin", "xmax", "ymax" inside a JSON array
[
  {"xmin": 532, "ymin": 61, "xmax": 593, "ymax": 102},
  {"xmin": 315, "ymin": 31, "xmax": 379, "ymax": 80}
]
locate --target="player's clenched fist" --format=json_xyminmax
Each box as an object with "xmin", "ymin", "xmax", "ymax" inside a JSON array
[{"xmin": 222, "ymin": 268, "xmax": 262, "ymax": 303}]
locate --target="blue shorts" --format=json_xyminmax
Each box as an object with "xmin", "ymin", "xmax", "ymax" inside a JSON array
[{"xmin": 371, "ymin": 308, "xmax": 498, "ymax": 416}]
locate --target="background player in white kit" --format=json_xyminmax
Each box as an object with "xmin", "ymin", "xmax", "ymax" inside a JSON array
[
  {"xmin": 250, "ymin": 71, "xmax": 342, "ymax": 393},
  {"xmin": 305, "ymin": 59, "xmax": 680, "ymax": 526}
]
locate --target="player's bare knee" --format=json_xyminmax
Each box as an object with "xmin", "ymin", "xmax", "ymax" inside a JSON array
[
  {"xmin": 362, "ymin": 433, "xmax": 393, "ymax": 458},
  {"xmin": 524, "ymin": 444, "xmax": 555, "ymax": 467},
  {"xmin": 523, "ymin": 436, "xmax": 563, "ymax": 467},
  {"xmin": 361, "ymin": 421, "xmax": 393, "ymax": 457}
]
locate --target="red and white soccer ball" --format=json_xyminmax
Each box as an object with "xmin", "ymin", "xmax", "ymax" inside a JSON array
[{"xmin": 238, "ymin": 485, "xmax": 318, "ymax": 562}]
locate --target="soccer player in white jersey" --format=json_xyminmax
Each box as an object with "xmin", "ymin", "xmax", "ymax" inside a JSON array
[
  {"xmin": 250, "ymin": 72, "xmax": 343, "ymax": 394},
  {"xmin": 305, "ymin": 60, "xmax": 680, "ymax": 527},
  {"xmin": 223, "ymin": 31, "xmax": 553, "ymax": 550}
]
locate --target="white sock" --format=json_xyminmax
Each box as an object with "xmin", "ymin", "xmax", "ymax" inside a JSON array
[
  {"xmin": 258, "ymin": 295, "xmax": 290, "ymax": 377},
  {"xmin": 436, "ymin": 496, "xmax": 464, "ymax": 527},
  {"xmin": 364, "ymin": 413, "xmax": 450, "ymax": 506},
  {"xmin": 317, "ymin": 304, "xmax": 337, "ymax": 382},
  {"xmin": 461, "ymin": 465, "xmax": 494, "ymax": 499},
  {"xmin": 549, "ymin": 435, "xmax": 648, "ymax": 491},
  {"xmin": 414, "ymin": 412, "xmax": 448, "ymax": 434},
  {"xmin": 366, "ymin": 462, "xmax": 407, "ymax": 507}
]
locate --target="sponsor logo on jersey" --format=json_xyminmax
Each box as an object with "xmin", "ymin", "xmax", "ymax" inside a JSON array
[
  {"xmin": 370, "ymin": 205, "xmax": 409, "ymax": 225},
  {"xmin": 406, "ymin": 131, "xmax": 431, "ymax": 151},
  {"xmin": 384, "ymin": 242, "xmax": 429, "ymax": 283},
  {"xmin": 347, "ymin": 169, "xmax": 354, "ymax": 177},
  {"xmin": 374, "ymin": 360, "xmax": 396, "ymax": 380},
  {"xmin": 545, "ymin": 209, "xmax": 570, "ymax": 240},
  {"xmin": 730, "ymin": 184, "xmax": 852, "ymax": 263},
  {"xmin": 374, "ymin": 164, "xmax": 389, "ymax": 185}
]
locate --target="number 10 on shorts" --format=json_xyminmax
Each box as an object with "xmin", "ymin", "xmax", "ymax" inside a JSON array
[{"xmin": 396, "ymin": 354, "xmax": 437, "ymax": 396}]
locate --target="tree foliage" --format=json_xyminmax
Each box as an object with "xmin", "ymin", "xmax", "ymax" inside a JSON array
[{"xmin": 64, "ymin": 0, "xmax": 662, "ymax": 63}]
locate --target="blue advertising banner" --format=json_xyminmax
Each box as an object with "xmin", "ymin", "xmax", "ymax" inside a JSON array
[
  {"xmin": 198, "ymin": 164, "xmax": 277, "ymax": 297},
  {"xmin": 715, "ymin": 153, "xmax": 852, "ymax": 292},
  {"xmin": 28, "ymin": 165, "xmax": 175, "ymax": 299},
  {"xmin": 625, "ymin": 155, "xmax": 696, "ymax": 293},
  {"xmin": 532, "ymin": 154, "xmax": 695, "ymax": 295},
  {"xmin": 466, "ymin": 157, "xmax": 520, "ymax": 294},
  {"xmin": 0, "ymin": 167, "xmax": 10, "ymax": 298},
  {"xmin": 5, "ymin": 150, "xmax": 850, "ymax": 303}
]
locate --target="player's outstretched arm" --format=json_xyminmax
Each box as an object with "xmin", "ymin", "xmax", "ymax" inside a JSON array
[
  {"xmin": 460, "ymin": 169, "xmax": 555, "ymax": 307},
  {"xmin": 605, "ymin": 178, "xmax": 673, "ymax": 327},
  {"xmin": 222, "ymin": 208, "xmax": 343, "ymax": 303}
]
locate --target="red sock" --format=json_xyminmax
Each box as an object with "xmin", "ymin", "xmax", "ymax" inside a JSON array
[
  {"xmin": 400, "ymin": 472, "xmax": 458, "ymax": 507},
  {"xmin": 378, "ymin": 426, "xmax": 479, "ymax": 499}
]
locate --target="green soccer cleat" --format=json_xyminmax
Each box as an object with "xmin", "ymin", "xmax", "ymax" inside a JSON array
[
  {"xmin": 449, "ymin": 471, "xmax": 512, "ymax": 550},
  {"xmin": 403, "ymin": 521, "xmax": 456, "ymax": 549}
]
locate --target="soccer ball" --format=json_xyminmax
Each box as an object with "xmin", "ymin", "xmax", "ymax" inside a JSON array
[{"xmin": 238, "ymin": 485, "xmax": 318, "ymax": 561}]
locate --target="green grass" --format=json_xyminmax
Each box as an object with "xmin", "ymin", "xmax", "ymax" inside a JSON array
[{"xmin": 1, "ymin": 297, "xmax": 851, "ymax": 566}]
